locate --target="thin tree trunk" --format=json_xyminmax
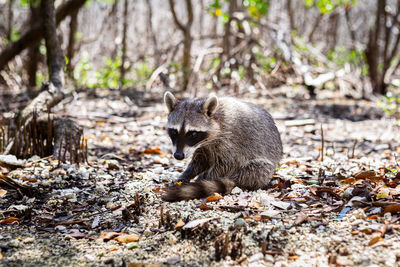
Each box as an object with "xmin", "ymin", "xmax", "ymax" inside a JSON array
[
  {"xmin": 7, "ymin": 0, "xmax": 14, "ymax": 41},
  {"xmin": 27, "ymin": 2, "xmax": 40, "ymax": 89},
  {"xmin": 286, "ymin": 0, "xmax": 295, "ymax": 33},
  {"xmin": 168, "ymin": 0, "xmax": 193, "ymax": 91},
  {"xmin": 41, "ymin": 0, "xmax": 64, "ymax": 89},
  {"xmin": 146, "ymin": 0, "xmax": 160, "ymax": 67},
  {"xmin": 0, "ymin": 0, "xmax": 87, "ymax": 71},
  {"xmin": 67, "ymin": 9, "xmax": 78, "ymax": 78},
  {"xmin": 119, "ymin": 0, "xmax": 129, "ymax": 87}
]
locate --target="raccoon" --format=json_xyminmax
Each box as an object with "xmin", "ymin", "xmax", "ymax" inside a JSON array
[{"xmin": 162, "ymin": 91, "xmax": 283, "ymax": 202}]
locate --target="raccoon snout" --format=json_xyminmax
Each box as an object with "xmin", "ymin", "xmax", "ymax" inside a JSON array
[{"xmin": 174, "ymin": 151, "xmax": 185, "ymax": 160}]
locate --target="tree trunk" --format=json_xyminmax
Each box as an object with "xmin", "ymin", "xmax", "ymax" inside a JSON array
[
  {"xmin": 366, "ymin": 0, "xmax": 386, "ymax": 94},
  {"xmin": 286, "ymin": 0, "xmax": 295, "ymax": 33},
  {"xmin": 168, "ymin": 0, "xmax": 193, "ymax": 91},
  {"xmin": 5, "ymin": 0, "xmax": 83, "ymax": 162},
  {"xmin": 146, "ymin": 0, "xmax": 160, "ymax": 67},
  {"xmin": 7, "ymin": 0, "xmax": 14, "ymax": 41},
  {"xmin": 119, "ymin": 0, "xmax": 129, "ymax": 87},
  {"xmin": 0, "ymin": 0, "xmax": 87, "ymax": 72},
  {"xmin": 42, "ymin": 0, "xmax": 64, "ymax": 89},
  {"xmin": 27, "ymin": 2, "xmax": 40, "ymax": 90},
  {"xmin": 67, "ymin": 9, "xmax": 78, "ymax": 78}
]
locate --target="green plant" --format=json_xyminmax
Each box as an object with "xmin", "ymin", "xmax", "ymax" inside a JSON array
[
  {"xmin": 73, "ymin": 52, "xmax": 95, "ymax": 88},
  {"xmin": 377, "ymin": 90, "xmax": 400, "ymax": 116},
  {"xmin": 304, "ymin": 0, "xmax": 357, "ymax": 14}
]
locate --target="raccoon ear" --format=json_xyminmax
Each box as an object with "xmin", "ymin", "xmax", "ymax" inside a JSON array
[
  {"xmin": 203, "ymin": 93, "xmax": 219, "ymax": 116},
  {"xmin": 164, "ymin": 91, "xmax": 177, "ymax": 113}
]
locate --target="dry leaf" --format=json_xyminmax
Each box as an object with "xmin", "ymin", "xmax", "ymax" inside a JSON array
[
  {"xmin": 174, "ymin": 181, "xmax": 182, "ymax": 186},
  {"xmin": 199, "ymin": 203, "xmax": 212, "ymax": 210},
  {"xmin": 0, "ymin": 217, "xmax": 20, "ymax": 224},
  {"xmin": 289, "ymin": 255, "xmax": 299, "ymax": 260},
  {"xmin": 354, "ymin": 170, "xmax": 376, "ymax": 179},
  {"xmin": 251, "ymin": 201, "xmax": 261, "ymax": 209},
  {"xmin": 108, "ymin": 247, "xmax": 119, "ymax": 252},
  {"xmin": 294, "ymin": 213, "xmax": 309, "ymax": 226},
  {"xmin": 21, "ymin": 176, "xmax": 37, "ymax": 182},
  {"xmin": 175, "ymin": 218, "xmax": 185, "ymax": 229},
  {"xmin": 152, "ymin": 187, "xmax": 167, "ymax": 193},
  {"xmin": 144, "ymin": 147, "xmax": 163, "ymax": 155},
  {"xmin": 206, "ymin": 193, "xmax": 222, "ymax": 202},
  {"xmin": 0, "ymin": 251, "xmax": 2, "ymax": 260},
  {"xmin": 114, "ymin": 234, "xmax": 140, "ymax": 243},
  {"xmin": 383, "ymin": 204, "xmax": 400, "ymax": 214},
  {"xmin": 96, "ymin": 232, "xmax": 120, "ymax": 241},
  {"xmin": 368, "ymin": 235, "xmax": 382, "ymax": 246},
  {"xmin": 0, "ymin": 189, "xmax": 7, "ymax": 197}
]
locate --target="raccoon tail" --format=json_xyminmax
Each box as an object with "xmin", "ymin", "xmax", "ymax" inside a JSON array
[{"xmin": 161, "ymin": 179, "xmax": 236, "ymax": 202}]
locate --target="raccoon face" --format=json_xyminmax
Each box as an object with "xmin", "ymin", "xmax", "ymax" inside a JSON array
[
  {"xmin": 164, "ymin": 91, "xmax": 219, "ymax": 160},
  {"xmin": 167, "ymin": 127, "xmax": 208, "ymax": 160}
]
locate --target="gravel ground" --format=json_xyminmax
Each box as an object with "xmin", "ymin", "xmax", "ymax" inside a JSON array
[{"xmin": 1, "ymin": 90, "xmax": 400, "ymax": 266}]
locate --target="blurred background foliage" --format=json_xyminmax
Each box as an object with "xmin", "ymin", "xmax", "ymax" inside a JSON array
[{"xmin": 0, "ymin": 0, "xmax": 400, "ymax": 115}]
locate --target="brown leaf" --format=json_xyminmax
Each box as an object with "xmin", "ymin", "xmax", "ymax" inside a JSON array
[
  {"xmin": 0, "ymin": 251, "xmax": 2, "ymax": 260},
  {"xmin": 368, "ymin": 235, "xmax": 382, "ymax": 246},
  {"xmin": 354, "ymin": 170, "xmax": 376, "ymax": 179},
  {"xmin": 175, "ymin": 218, "xmax": 185, "ymax": 229},
  {"xmin": 294, "ymin": 213, "xmax": 309, "ymax": 226},
  {"xmin": 206, "ymin": 193, "xmax": 222, "ymax": 202},
  {"xmin": 108, "ymin": 247, "xmax": 119, "ymax": 252},
  {"xmin": 21, "ymin": 176, "xmax": 37, "ymax": 182},
  {"xmin": 251, "ymin": 201, "xmax": 261, "ymax": 208},
  {"xmin": 144, "ymin": 147, "xmax": 163, "ymax": 155},
  {"xmin": 0, "ymin": 189, "xmax": 7, "ymax": 198},
  {"xmin": 0, "ymin": 216, "xmax": 20, "ymax": 224},
  {"xmin": 96, "ymin": 232, "xmax": 121, "ymax": 241},
  {"xmin": 199, "ymin": 203, "xmax": 212, "ymax": 210},
  {"xmin": 114, "ymin": 234, "xmax": 140, "ymax": 243},
  {"xmin": 152, "ymin": 187, "xmax": 167, "ymax": 194},
  {"xmin": 383, "ymin": 204, "xmax": 400, "ymax": 214}
]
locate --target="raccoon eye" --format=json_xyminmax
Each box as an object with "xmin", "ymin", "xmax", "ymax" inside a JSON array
[
  {"xmin": 186, "ymin": 131, "xmax": 199, "ymax": 138},
  {"xmin": 168, "ymin": 128, "xmax": 178, "ymax": 139}
]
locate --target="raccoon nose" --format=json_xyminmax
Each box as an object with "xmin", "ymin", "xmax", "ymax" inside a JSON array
[{"xmin": 174, "ymin": 151, "xmax": 185, "ymax": 160}]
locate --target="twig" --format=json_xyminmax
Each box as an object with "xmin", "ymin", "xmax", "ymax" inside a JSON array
[{"xmin": 320, "ymin": 124, "xmax": 324, "ymax": 161}]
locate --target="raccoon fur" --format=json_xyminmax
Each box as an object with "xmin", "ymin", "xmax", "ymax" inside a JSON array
[{"xmin": 162, "ymin": 91, "xmax": 283, "ymax": 202}]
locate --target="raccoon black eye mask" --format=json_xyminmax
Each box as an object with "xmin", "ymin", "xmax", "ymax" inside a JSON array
[{"xmin": 162, "ymin": 91, "xmax": 283, "ymax": 202}]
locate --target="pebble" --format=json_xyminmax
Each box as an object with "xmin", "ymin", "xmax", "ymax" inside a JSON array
[
  {"xmin": 55, "ymin": 225, "xmax": 67, "ymax": 232},
  {"xmin": 234, "ymin": 218, "xmax": 246, "ymax": 227},
  {"xmin": 9, "ymin": 239, "xmax": 20, "ymax": 248},
  {"xmin": 248, "ymin": 253, "xmax": 264, "ymax": 262},
  {"xmin": 23, "ymin": 237, "xmax": 34, "ymax": 244},
  {"xmin": 231, "ymin": 187, "xmax": 243, "ymax": 194}
]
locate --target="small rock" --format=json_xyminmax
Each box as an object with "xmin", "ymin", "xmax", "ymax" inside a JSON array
[
  {"xmin": 166, "ymin": 254, "xmax": 180, "ymax": 265},
  {"xmin": 168, "ymin": 234, "xmax": 177, "ymax": 245},
  {"xmin": 55, "ymin": 225, "xmax": 67, "ymax": 232},
  {"xmin": 248, "ymin": 253, "xmax": 264, "ymax": 262},
  {"xmin": 85, "ymin": 254, "xmax": 95, "ymax": 261},
  {"xmin": 234, "ymin": 218, "xmax": 246, "ymax": 227},
  {"xmin": 9, "ymin": 239, "xmax": 20, "ymax": 248},
  {"xmin": 23, "ymin": 237, "xmax": 34, "ymax": 244},
  {"xmin": 0, "ymin": 155, "xmax": 25, "ymax": 166},
  {"xmin": 231, "ymin": 187, "xmax": 243, "ymax": 194},
  {"xmin": 153, "ymin": 166, "xmax": 164, "ymax": 174}
]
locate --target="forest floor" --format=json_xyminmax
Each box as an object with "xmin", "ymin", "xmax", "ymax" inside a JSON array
[{"xmin": 1, "ymin": 87, "xmax": 400, "ymax": 267}]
